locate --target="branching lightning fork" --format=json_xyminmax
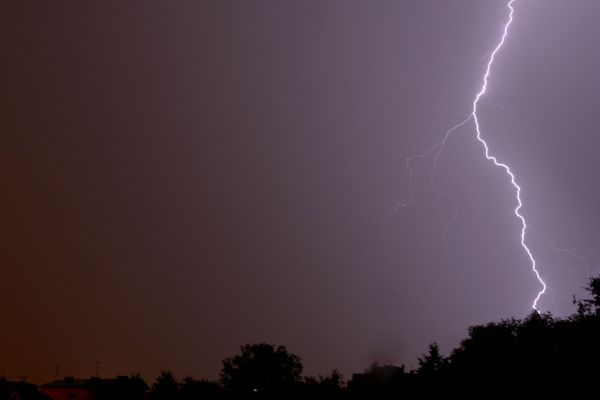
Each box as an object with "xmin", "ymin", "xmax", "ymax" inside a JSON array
[{"xmin": 398, "ymin": 0, "xmax": 547, "ymax": 310}]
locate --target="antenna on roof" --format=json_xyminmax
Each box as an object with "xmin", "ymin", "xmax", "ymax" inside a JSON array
[{"xmin": 95, "ymin": 361, "xmax": 100, "ymax": 378}]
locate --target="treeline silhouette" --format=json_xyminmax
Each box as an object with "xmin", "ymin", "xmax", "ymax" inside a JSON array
[
  {"xmin": 147, "ymin": 275, "xmax": 600, "ymax": 397},
  {"xmin": 4, "ymin": 276, "xmax": 600, "ymax": 399}
]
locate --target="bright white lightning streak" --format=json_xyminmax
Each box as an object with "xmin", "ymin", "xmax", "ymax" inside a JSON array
[
  {"xmin": 396, "ymin": 0, "xmax": 547, "ymax": 310},
  {"xmin": 471, "ymin": 0, "xmax": 546, "ymax": 310}
]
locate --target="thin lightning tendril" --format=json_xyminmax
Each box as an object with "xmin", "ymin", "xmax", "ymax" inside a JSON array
[
  {"xmin": 529, "ymin": 227, "xmax": 591, "ymax": 277},
  {"xmin": 395, "ymin": 0, "xmax": 547, "ymax": 311}
]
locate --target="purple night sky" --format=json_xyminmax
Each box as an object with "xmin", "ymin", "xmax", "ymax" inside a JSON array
[{"xmin": 2, "ymin": 0, "xmax": 599, "ymax": 383}]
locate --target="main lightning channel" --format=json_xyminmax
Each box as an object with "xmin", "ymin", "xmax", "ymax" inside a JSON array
[
  {"xmin": 395, "ymin": 0, "xmax": 547, "ymax": 310},
  {"xmin": 471, "ymin": 0, "xmax": 546, "ymax": 310}
]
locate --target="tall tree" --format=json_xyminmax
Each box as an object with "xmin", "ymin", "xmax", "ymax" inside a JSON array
[
  {"xmin": 417, "ymin": 342, "xmax": 446, "ymax": 376},
  {"xmin": 575, "ymin": 276, "xmax": 600, "ymax": 316}
]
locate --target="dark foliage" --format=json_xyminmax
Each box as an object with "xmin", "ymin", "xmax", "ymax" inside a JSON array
[
  {"xmin": 346, "ymin": 275, "xmax": 600, "ymax": 397},
  {"xmin": 302, "ymin": 370, "xmax": 344, "ymax": 400},
  {"xmin": 148, "ymin": 371, "xmax": 181, "ymax": 400},
  {"xmin": 220, "ymin": 343, "xmax": 303, "ymax": 399}
]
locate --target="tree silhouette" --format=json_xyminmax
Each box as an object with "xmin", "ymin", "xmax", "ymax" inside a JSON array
[
  {"xmin": 575, "ymin": 275, "xmax": 600, "ymax": 316},
  {"xmin": 220, "ymin": 343, "xmax": 302, "ymax": 399},
  {"xmin": 417, "ymin": 342, "xmax": 446, "ymax": 376},
  {"xmin": 302, "ymin": 370, "xmax": 343, "ymax": 400},
  {"xmin": 148, "ymin": 370, "xmax": 180, "ymax": 400}
]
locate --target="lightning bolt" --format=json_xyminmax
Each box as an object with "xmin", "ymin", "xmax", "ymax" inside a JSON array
[
  {"xmin": 472, "ymin": 0, "xmax": 546, "ymax": 310},
  {"xmin": 394, "ymin": 0, "xmax": 547, "ymax": 311}
]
